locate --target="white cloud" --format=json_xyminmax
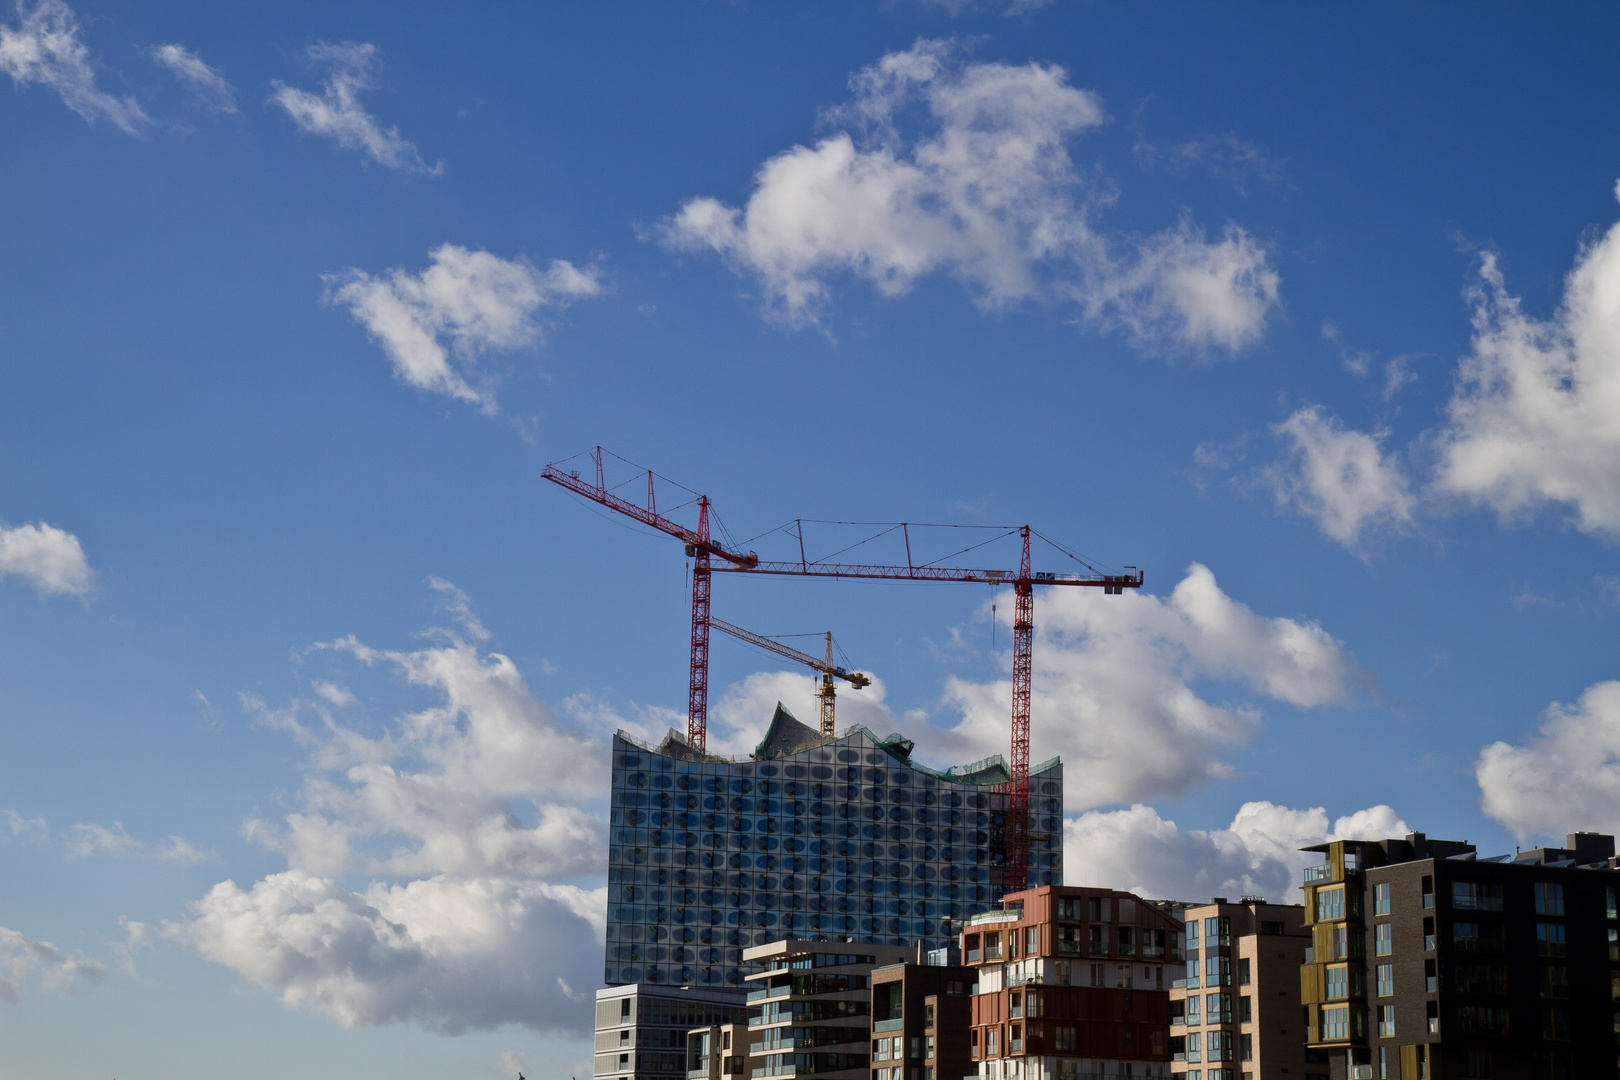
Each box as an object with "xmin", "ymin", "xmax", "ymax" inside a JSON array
[
  {"xmin": 495, "ymin": 1050, "xmax": 528, "ymax": 1077},
  {"xmin": 0, "ymin": 0, "xmax": 146, "ymax": 133},
  {"xmin": 175, "ymin": 583, "xmax": 610, "ymax": 1033},
  {"xmin": 0, "ymin": 925, "xmax": 104, "ymax": 1001},
  {"xmin": 1264, "ymin": 406, "xmax": 1418, "ymax": 551},
  {"xmin": 1434, "ymin": 203, "xmax": 1620, "ymax": 536},
  {"xmin": 0, "ymin": 520, "xmax": 94, "ymax": 596},
  {"xmin": 660, "ymin": 39, "xmax": 1278, "ymax": 351},
  {"xmin": 67, "ymin": 820, "xmax": 213, "ymax": 863},
  {"xmin": 270, "ymin": 42, "xmax": 438, "ymax": 173},
  {"xmin": 168, "ymin": 872, "xmax": 605, "ymax": 1034},
  {"xmin": 149, "ymin": 43, "xmax": 235, "ymax": 111},
  {"xmin": 932, "ymin": 564, "xmax": 1362, "ymax": 809},
  {"xmin": 3, "ymin": 809, "xmax": 47, "ymax": 843},
  {"xmin": 1064, "ymin": 800, "xmax": 1409, "ymax": 902},
  {"xmin": 326, "ymin": 243, "xmax": 602, "ymax": 412},
  {"xmin": 1475, "ymin": 680, "xmax": 1620, "ymax": 843}
]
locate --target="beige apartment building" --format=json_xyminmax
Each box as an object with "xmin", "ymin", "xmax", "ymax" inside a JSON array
[{"xmin": 1169, "ymin": 898, "xmax": 1312, "ymax": 1080}]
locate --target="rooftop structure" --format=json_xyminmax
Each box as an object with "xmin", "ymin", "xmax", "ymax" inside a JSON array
[{"xmin": 607, "ymin": 708, "xmax": 1063, "ymax": 987}]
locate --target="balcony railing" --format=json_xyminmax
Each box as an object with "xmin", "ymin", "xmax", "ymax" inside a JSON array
[
  {"xmin": 1422, "ymin": 892, "xmax": 1434, "ymax": 909},
  {"xmin": 970, "ymin": 910, "xmax": 1022, "ymax": 925},
  {"xmin": 751, "ymin": 1068, "xmax": 796, "ymax": 1079},
  {"xmin": 1303, "ymin": 864, "xmax": 1334, "ymax": 884},
  {"xmin": 747, "ymin": 986, "xmax": 789, "ymax": 1002},
  {"xmin": 1171, "ymin": 979, "xmax": 1190, "ymax": 990},
  {"xmin": 1426, "ymin": 977, "xmax": 1437, "ymax": 993},
  {"xmin": 873, "ymin": 1019, "xmax": 903, "ymax": 1033}
]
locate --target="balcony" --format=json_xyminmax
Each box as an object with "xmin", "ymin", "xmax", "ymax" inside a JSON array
[
  {"xmin": 747, "ymin": 986, "xmax": 789, "ymax": 1002},
  {"xmin": 1303, "ymin": 864, "xmax": 1334, "ymax": 884},
  {"xmin": 874, "ymin": 1019, "xmax": 904, "ymax": 1033},
  {"xmin": 1171, "ymin": 979, "xmax": 1190, "ymax": 990},
  {"xmin": 1426, "ymin": 977, "xmax": 1437, "ymax": 993},
  {"xmin": 690, "ymin": 1070, "xmax": 712, "ymax": 1079},
  {"xmin": 1422, "ymin": 892, "xmax": 1434, "ymax": 909},
  {"xmin": 751, "ymin": 1068, "xmax": 796, "ymax": 1079},
  {"xmin": 970, "ymin": 910, "xmax": 1022, "ymax": 925},
  {"xmin": 1424, "ymin": 935, "xmax": 1435, "ymax": 952}
]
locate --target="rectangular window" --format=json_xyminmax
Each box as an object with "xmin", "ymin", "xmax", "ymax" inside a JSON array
[
  {"xmin": 1089, "ymin": 962, "xmax": 1105, "ymax": 987},
  {"xmin": 1009, "ymin": 992, "xmax": 1021, "ymax": 1018},
  {"xmin": 1186, "ymin": 994, "xmax": 1201, "ymax": 1022},
  {"xmin": 1057, "ymin": 897, "xmax": 1075, "ymax": 920},
  {"xmin": 1206, "ymin": 955, "xmax": 1232, "ymax": 985},
  {"xmin": 1534, "ymin": 882, "xmax": 1564, "ymax": 916},
  {"xmin": 1054, "ymin": 1026, "xmax": 1075, "ymax": 1052},
  {"xmin": 1375, "ymin": 923, "xmax": 1393, "ymax": 956},
  {"xmin": 1322, "ymin": 1006, "xmax": 1349, "ymax": 1039},
  {"xmin": 1025, "ymin": 990, "xmax": 1040, "ymax": 1018},
  {"xmin": 1453, "ymin": 881, "xmax": 1503, "ymax": 911},
  {"xmin": 1608, "ymin": 887, "xmax": 1617, "ymax": 921},
  {"xmin": 1540, "ymin": 1005, "xmax": 1571, "ymax": 1041},
  {"xmin": 1054, "ymin": 961, "xmax": 1070, "ymax": 985},
  {"xmin": 1241, "ymin": 1033, "xmax": 1253, "ymax": 1061},
  {"xmin": 1088, "ymin": 897, "xmax": 1107, "ymax": 921},
  {"xmin": 1117, "ymin": 927, "xmax": 1135, "ymax": 956},
  {"xmin": 1377, "ymin": 1005, "xmax": 1395, "ymax": 1038},
  {"xmin": 1186, "ymin": 957, "xmax": 1200, "ymax": 987},
  {"xmin": 1187, "ymin": 918, "xmax": 1200, "ymax": 939},
  {"xmin": 1186, "ymin": 1031, "xmax": 1201, "ymax": 1062},
  {"xmin": 1453, "ymin": 921, "xmax": 1505, "ymax": 952},
  {"xmin": 1206, "ymin": 1031, "xmax": 1233, "ymax": 1061},
  {"xmin": 925, "ymin": 1035, "xmax": 935, "ymax": 1058},
  {"xmin": 1373, "ymin": 882, "xmax": 1391, "ymax": 916},
  {"xmin": 1026, "ymin": 927, "xmax": 1038, "ymax": 954},
  {"xmin": 1088, "ymin": 925, "xmax": 1108, "ymax": 955},
  {"xmin": 910, "ymin": 1037, "xmax": 921, "ymax": 1060},
  {"xmin": 1238, "ymin": 995, "xmax": 1251, "ymax": 1022},
  {"xmin": 1539, "ymin": 966, "xmax": 1568, "ymax": 999},
  {"xmin": 1237, "ymin": 958, "xmax": 1250, "ymax": 986},
  {"xmin": 874, "ymin": 1039, "xmax": 889, "ymax": 1062},
  {"xmin": 1455, "ymin": 1005, "xmax": 1509, "ymax": 1036},
  {"xmin": 1116, "ymin": 964, "xmax": 1133, "ymax": 989},
  {"xmin": 985, "ymin": 932, "xmax": 1001, "ymax": 959},
  {"xmin": 1206, "ymin": 993, "xmax": 1231, "ymax": 1023},
  {"xmin": 1610, "ymin": 926, "xmax": 1618, "ymax": 962},
  {"xmin": 965, "ymin": 934, "xmax": 981, "ymax": 963},
  {"xmin": 1009, "ymin": 1024, "xmax": 1021, "ymax": 1054},
  {"xmin": 1316, "ymin": 887, "xmax": 1346, "ymax": 921},
  {"xmin": 1454, "ymin": 964, "xmax": 1507, "ymax": 995},
  {"xmin": 925, "ymin": 1004, "xmax": 934, "ymax": 1029},
  {"xmin": 1376, "ymin": 964, "xmax": 1394, "ymax": 996},
  {"xmin": 1260, "ymin": 920, "xmax": 1284, "ymax": 935},
  {"xmin": 985, "ymin": 1030, "xmax": 998, "ymax": 1056},
  {"xmin": 1535, "ymin": 923, "xmax": 1567, "ymax": 958}
]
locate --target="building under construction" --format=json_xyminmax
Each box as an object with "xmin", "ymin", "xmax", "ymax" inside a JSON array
[{"xmin": 605, "ymin": 704, "xmax": 1063, "ymax": 988}]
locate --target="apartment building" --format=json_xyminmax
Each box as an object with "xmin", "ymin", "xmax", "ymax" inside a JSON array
[
  {"xmin": 1167, "ymin": 898, "xmax": 1310, "ymax": 1080},
  {"xmin": 684, "ymin": 1022, "xmax": 750, "ymax": 1080},
  {"xmin": 607, "ymin": 707, "xmax": 1063, "ymax": 988},
  {"xmin": 594, "ymin": 983, "xmax": 750, "ymax": 1080},
  {"xmin": 964, "ymin": 885, "xmax": 1182, "ymax": 1080},
  {"xmin": 871, "ymin": 947, "xmax": 978, "ymax": 1080},
  {"xmin": 745, "ymin": 939, "xmax": 915, "ymax": 1080},
  {"xmin": 1300, "ymin": 829, "xmax": 1620, "ymax": 1080}
]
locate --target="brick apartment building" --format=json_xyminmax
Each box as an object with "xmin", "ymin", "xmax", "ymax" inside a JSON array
[
  {"xmin": 964, "ymin": 885, "xmax": 1182, "ymax": 1080},
  {"xmin": 1300, "ymin": 830, "xmax": 1620, "ymax": 1080},
  {"xmin": 871, "ymin": 946, "xmax": 978, "ymax": 1080},
  {"xmin": 1168, "ymin": 898, "xmax": 1311, "ymax": 1080}
]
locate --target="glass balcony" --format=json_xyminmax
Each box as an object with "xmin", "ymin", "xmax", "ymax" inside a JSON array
[
  {"xmin": 874, "ymin": 1019, "xmax": 903, "ymax": 1033},
  {"xmin": 1303, "ymin": 864, "xmax": 1334, "ymax": 884}
]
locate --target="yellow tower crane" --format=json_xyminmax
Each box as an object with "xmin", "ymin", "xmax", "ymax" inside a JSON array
[{"xmin": 709, "ymin": 617, "xmax": 870, "ymax": 735}]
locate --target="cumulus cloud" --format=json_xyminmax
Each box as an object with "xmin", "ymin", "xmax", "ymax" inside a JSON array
[
  {"xmin": 169, "ymin": 872, "xmax": 605, "ymax": 1033},
  {"xmin": 660, "ymin": 39, "xmax": 1278, "ymax": 350},
  {"xmin": 933, "ymin": 564, "xmax": 1362, "ymax": 808},
  {"xmin": 1064, "ymin": 800, "xmax": 1409, "ymax": 902},
  {"xmin": 1434, "ymin": 205, "xmax": 1620, "ymax": 536},
  {"xmin": 0, "ymin": 0, "xmax": 146, "ymax": 133},
  {"xmin": 326, "ymin": 243, "xmax": 602, "ymax": 412},
  {"xmin": 1475, "ymin": 680, "xmax": 1620, "ymax": 843},
  {"xmin": 3, "ymin": 809, "xmax": 47, "ymax": 843},
  {"xmin": 0, "ymin": 520, "xmax": 94, "ymax": 596},
  {"xmin": 149, "ymin": 43, "xmax": 234, "ymax": 111},
  {"xmin": 0, "ymin": 925, "xmax": 104, "ymax": 1001},
  {"xmin": 1264, "ymin": 406, "xmax": 1418, "ymax": 551},
  {"xmin": 271, "ymin": 42, "xmax": 438, "ymax": 173},
  {"xmin": 173, "ymin": 582, "xmax": 609, "ymax": 1033}
]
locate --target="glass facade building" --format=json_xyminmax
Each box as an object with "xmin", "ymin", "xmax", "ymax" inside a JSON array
[{"xmin": 606, "ymin": 704, "xmax": 1063, "ymax": 988}]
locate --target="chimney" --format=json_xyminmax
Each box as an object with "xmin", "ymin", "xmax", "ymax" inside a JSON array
[{"xmin": 916, "ymin": 941, "xmax": 925, "ymax": 965}]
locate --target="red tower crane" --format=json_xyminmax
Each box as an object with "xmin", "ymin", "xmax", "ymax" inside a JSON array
[{"xmin": 541, "ymin": 446, "xmax": 1142, "ymax": 889}]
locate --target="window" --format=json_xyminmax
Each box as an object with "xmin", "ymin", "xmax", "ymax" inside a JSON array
[
  {"xmin": 1237, "ymin": 958, "xmax": 1250, "ymax": 986},
  {"xmin": 1376, "ymin": 964, "xmax": 1394, "ymax": 996},
  {"xmin": 1610, "ymin": 926, "xmax": 1619, "ymax": 961},
  {"xmin": 1378, "ymin": 1046, "xmax": 1387, "ymax": 1080},
  {"xmin": 1238, "ymin": 995, "xmax": 1251, "ymax": 1022},
  {"xmin": 1375, "ymin": 923, "xmax": 1393, "ymax": 956},
  {"xmin": 1453, "ymin": 964, "xmax": 1507, "ymax": 995},
  {"xmin": 1455, "ymin": 1005, "xmax": 1509, "ymax": 1035},
  {"xmin": 1054, "ymin": 960, "xmax": 1070, "ymax": 986},
  {"xmin": 1009, "ymin": 1024, "xmax": 1021, "ymax": 1054},
  {"xmin": 1260, "ymin": 920, "xmax": 1285, "ymax": 935},
  {"xmin": 1054, "ymin": 1026, "xmax": 1075, "ymax": 1052},
  {"xmin": 1540, "ymin": 1005, "xmax": 1571, "ymax": 1041},
  {"xmin": 985, "ymin": 932, "xmax": 1001, "ymax": 959},
  {"xmin": 910, "ymin": 1038, "xmax": 921, "ymax": 1060},
  {"xmin": 1057, "ymin": 897, "xmax": 1076, "ymax": 919},
  {"xmin": 1608, "ymin": 887, "xmax": 1617, "ymax": 921},
  {"xmin": 1187, "ymin": 919, "xmax": 1200, "ymax": 939},
  {"xmin": 1117, "ymin": 927, "xmax": 1135, "ymax": 956},
  {"xmin": 1116, "ymin": 964, "xmax": 1133, "ymax": 989},
  {"xmin": 875, "ymin": 1038, "xmax": 890, "ymax": 1061},
  {"xmin": 1206, "ymin": 993, "xmax": 1231, "ymax": 1023},
  {"xmin": 1206, "ymin": 1031, "xmax": 1233, "ymax": 1061},
  {"xmin": 1373, "ymin": 882, "xmax": 1391, "ymax": 916},
  {"xmin": 1453, "ymin": 921, "xmax": 1505, "ymax": 952},
  {"xmin": 1206, "ymin": 917, "xmax": 1231, "ymax": 947},
  {"xmin": 1325, "ymin": 966, "xmax": 1348, "ymax": 1000},
  {"xmin": 1241, "ymin": 1033, "xmax": 1253, "ymax": 1061},
  {"xmin": 620, "ymin": 998, "xmax": 632, "ymax": 1019},
  {"xmin": 1088, "ymin": 962, "xmax": 1105, "ymax": 986},
  {"xmin": 1461, "ymin": 1048, "xmax": 1491, "ymax": 1079},
  {"xmin": 925, "ymin": 1004, "xmax": 934, "ymax": 1028},
  {"xmin": 1316, "ymin": 888, "xmax": 1345, "ymax": 921},
  {"xmin": 1186, "ymin": 994, "xmax": 1200, "ymax": 1022},
  {"xmin": 1534, "ymin": 882, "xmax": 1564, "ymax": 916},
  {"xmin": 1088, "ymin": 897, "xmax": 1106, "ymax": 921},
  {"xmin": 1322, "ymin": 1006, "xmax": 1349, "ymax": 1039},
  {"xmin": 1025, "ymin": 990, "xmax": 1041, "ymax": 1018},
  {"xmin": 1186, "ymin": 1031, "xmax": 1202, "ymax": 1062},
  {"xmin": 1185, "ymin": 957, "xmax": 1200, "ymax": 987},
  {"xmin": 1535, "ymin": 923, "xmax": 1567, "ymax": 958},
  {"xmin": 985, "ymin": 1029, "xmax": 998, "ymax": 1056},
  {"xmin": 1206, "ymin": 955, "xmax": 1232, "ymax": 985},
  {"xmin": 1377, "ymin": 1005, "xmax": 1394, "ymax": 1038},
  {"xmin": 1026, "ymin": 927, "xmax": 1038, "ymax": 954},
  {"xmin": 1539, "ymin": 966, "xmax": 1568, "ymax": 999},
  {"xmin": 1452, "ymin": 881, "xmax": 1503, "ymax": 912},
  {"xmin": 1009, "ymin": 992, "xmax": 1021, "ymax": 1018},
  {"xmin": 966, "ymin": 934, "xmax": 981, "ymax": 963},
  {"xmin": 723, "ymin": 1033, "xmax": 730, "ymax": 1051},
  {"xmin": 1087, "ymin": 925, "xmax": 1108, "ymax": 955}
]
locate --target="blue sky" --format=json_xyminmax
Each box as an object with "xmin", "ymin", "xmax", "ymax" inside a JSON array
[{"xmin": 3, "ymin": 1, "xmax": 1620, "ymax": 1075}]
